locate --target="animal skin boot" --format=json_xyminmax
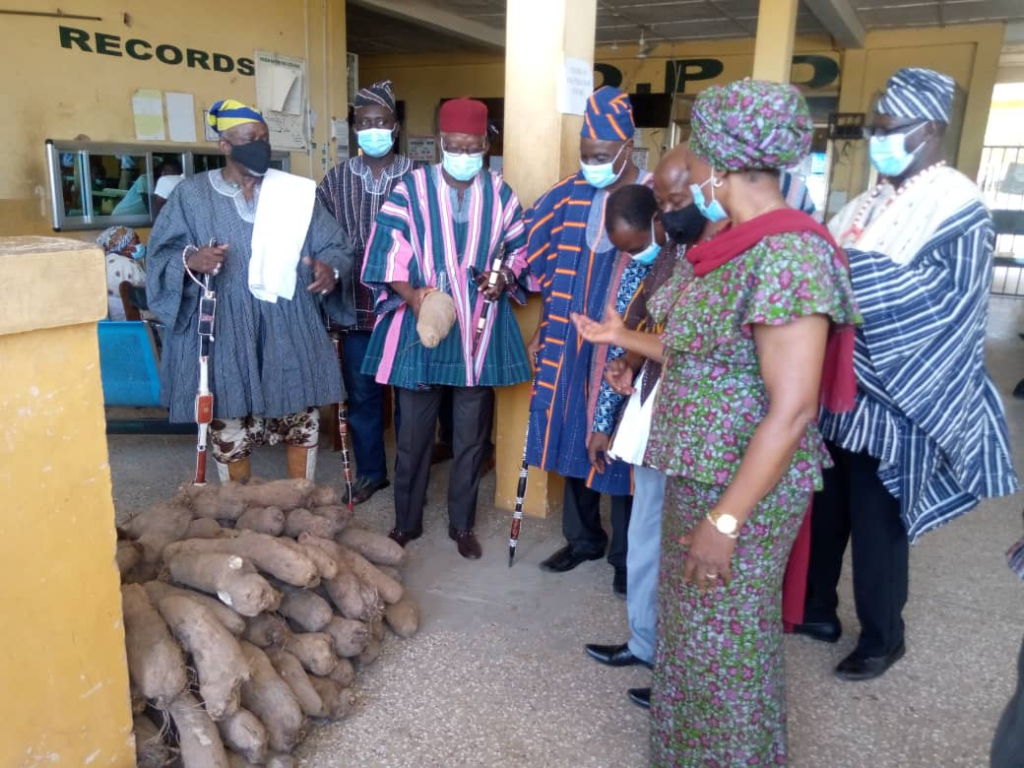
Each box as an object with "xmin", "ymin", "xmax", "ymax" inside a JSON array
[
  {"xmin": 286, "ymin": 445, "xmax": 317, "ymax": 480},
  {"xmin": 216, "ymin": 457, "xmax": 252, "ymax": 483}
]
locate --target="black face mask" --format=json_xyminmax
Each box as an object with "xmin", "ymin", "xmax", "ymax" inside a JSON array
[
  {"xmin": 660, "ymin": 203, "xmax": 705, "ymax": 245},
  {"xmin": 230, "ymin": 139, "xmax": 272, "ymax": 175}
]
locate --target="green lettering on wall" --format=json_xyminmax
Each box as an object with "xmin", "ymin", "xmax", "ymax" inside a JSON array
[
  {"xmin": 95, "ymin": 32, "xmax": 122, "ymax": 57},
  {"xmin": 791, "ymin": 55, "xmax": 840, "ymax": 89},
  {"xmin": 664, "ymin": 59, "xmax": 725, "ymax": 93},
  {"xmin": 125, "ymin": 38, "xmax": 152, "ymax": 60},
  {"xmin": 58, "ymin": 25, "xmax": 92, "ymax": 52}
]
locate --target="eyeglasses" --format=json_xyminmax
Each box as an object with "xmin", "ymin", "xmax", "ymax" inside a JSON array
[
  {"xmin": 441, "ymin": 140, "xmax": 485, "ymax": 157},
  {"xmin": 862, "ymin": 121, "xmax": 925, "ymax": 139}
]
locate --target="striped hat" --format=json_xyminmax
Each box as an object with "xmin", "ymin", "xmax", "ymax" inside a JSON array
[
  {"xmin": 207, "ymin": 99, "xmax": 265, "ymax": 134},
  {"xmin": 582, "ymin": 86, "xmax": 634, "ymax": 142},
  {"xmin": 355, "ymin": 80, "xmax": 397, "ymax": 114},
  {"xmin": 877, "ymin": 68, "xmax": 955, "ymax": 125}
]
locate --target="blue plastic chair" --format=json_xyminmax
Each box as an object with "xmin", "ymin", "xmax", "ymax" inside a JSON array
[{"xmin": 97, "ymin": 321, "xmax": 162, "ymax": 407}]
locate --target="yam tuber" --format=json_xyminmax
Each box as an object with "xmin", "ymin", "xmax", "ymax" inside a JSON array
[
  {"xmin": 235, "ymin": 506, "xmax": 286, "ymax": 536},
  {"xmin": 133, "ymin": 713, "xmax": 170, "ymax": 768},
  {"xmin": 384, "ymin": 593, "xmax": 420, "ymax": 639},
  {"xmin": 121, "ymin": 499, "xmax": 194, "ymax": 565},
  {"xmin": 167, "ymin": 551, "xmax": 280, "ymax": 617},
  {"xmin": 244, "ymin": 612, "xmax": 290, "ymax": 649},
  {"xmin": 308, "ymin": 677, "xmax": 354, "ymax": 721},
  {"xmin": 143, "ymin": 581, "xmax": 246, "ymax": 637},
  {"xmin": 337, "ymin": 527, "xmax": 406, "ymax": 567},
  {"xmin": 121, "ymin": 584, "xmax": 187, "ymax": 705},
  {"xmin": 267, "ymin": 756, "xmax": 296, "ymax": 768},
  {"xmin": 278, "ymin": 587, "xmax": 333, "ymax": 633},
  {"xmin": 296, "ymin": 541, "xmax": 338, "ymax": 580},
  {"xmin": 167, "ymin": 692, "xmax": 230, "ymax": 768},
  {"xmin": 369, "ymin": 616, "xmax": 386, "ymax": 642},
  {"xmin": 217, "ymin": 708, "xmax": 268, "ymax": 766},
  {"xmin": 323, "ymin": 567, "xmax": 379, "ymax": 621},
  {"xmin": 239, "ymin": 642, "xmax": 305, "ymax": 754},
  {"xmin": 378, "ymin": 565, "xmax": 403, "ymax": 584},
  {"xmin": 157, "ymin": 596, "xmax": 250, "ymax": 720},
  {"xmin": 324, "ymin": 616, "xmax": 369, "ymax": 658},
  {"xmin": 117, "ymin": 540, "xmax": 143, "ymax": 577},
  {"xmin": 284, "ymin": 508, "xmax": 343, "ymax": 540},
  {"xmin": 359, "ymin": 637, "xmax": 382, "ymax": 666},
  {"xmin": 269, "ymin": 648, "xmax": 324, "ymax": 717},
  {"xmin": 309, "ymin": 504, "xmax": 353, "ymax": 528},
  {"xmin": 328, "ymin": 658, "xmax": 355, "ymax": 687},
  {"xmin": 187, "ymin": 517, "xmax": 227, "ymax": 539},
  {"xmin": 335, "ymin": 545, "xmax": 404, "ymax": 604},
  {"xmin": 283, "ymin": 631, "xmax": 338, "ymax": 676},
  {"xmin": 240, "ymin": 478, "xmax": 314, "ymax": 511},
  {"xmin": 186, "ymin": 482, "xmax": 248, "ymax": 521},
  {"xmin": 309, "ymin": 485, "xmax": 338, "ymax": 507},
  {"xmin": 165, "ymin": 532, "xmax": 320, "ymax": 589}
]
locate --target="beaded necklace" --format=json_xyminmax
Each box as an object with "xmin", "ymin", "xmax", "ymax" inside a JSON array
[{"xmin": 841, "ymin": 161, "xmax": 947, "ymax": 245}]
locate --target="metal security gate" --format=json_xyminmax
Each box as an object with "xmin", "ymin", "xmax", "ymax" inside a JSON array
[{"xmin": 978, "ymin": 145, "xmax": 1024, "ymax": 297}]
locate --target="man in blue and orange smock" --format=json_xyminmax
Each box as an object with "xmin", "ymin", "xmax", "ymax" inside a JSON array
[{"xmin": 525, "ymin": 86, "xmax": 652, "ymax": 595}]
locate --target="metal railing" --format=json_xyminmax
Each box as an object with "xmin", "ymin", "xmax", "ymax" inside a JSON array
[{"xmin": 978, "ymin": 145, "xmax": 1024, "ymax": 297}]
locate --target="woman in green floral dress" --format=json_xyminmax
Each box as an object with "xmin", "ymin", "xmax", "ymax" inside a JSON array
[{"xmin": 573, "ymin": 79, "xmax": 861, "ymax": 766}]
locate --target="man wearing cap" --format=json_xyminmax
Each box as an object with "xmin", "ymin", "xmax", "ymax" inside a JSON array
[
  {"xmin": 361, "ymin": 98, "xmax": 532, "ymax": 559},
  {"xmin": 804, "ymin": 68, "xmax": 1019, "ymax": 680},
  {"xmin": 525, "ymin": 86, "xmax": 649, "ymax": 594},
  {"xmin": 147, "ymin": 99, "xmax": 353, "ymax": 482},
  {"xmin": 317, "ymin": 80, "xmax": 412, "ymax": 505}
]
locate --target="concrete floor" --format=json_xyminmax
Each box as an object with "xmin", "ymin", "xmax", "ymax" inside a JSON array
[{"xmin": 107, "ymin": 298, "xmax": 1024, "ymax": 768}]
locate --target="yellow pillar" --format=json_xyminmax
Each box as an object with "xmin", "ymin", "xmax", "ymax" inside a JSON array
[
  {"xmin": 495, "ymin": 0, "xmax": 596, "ymax": 515},
  {"xmin": 751, "ymin": 0, "xmax": 799, "ymax": 83},
  {"xmin": 0, "ymin": 237, "xmax": 134, "ymax": 766}
]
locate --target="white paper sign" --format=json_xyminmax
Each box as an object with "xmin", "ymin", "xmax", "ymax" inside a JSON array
[
  {"xmin": 165, "ymin": 92, "xmax": 197, "ymax": 143},
  {"xmin": 408, "ymin": 136, "xmax": 436, "ymax": 164},
  {"xmin": 202, "ymin": 110, "xmax": 219, "ymax": 142},
  {"xmin": 132, "ymin": 89, "xmax": 165, "ymax": 141},
  {"xmin": 558, "ymin": 57, "xmax": 594, "ymax": 116},
  {"xmin": 255, "ymin": 51, "xmax": 308, "ymax": 150}
]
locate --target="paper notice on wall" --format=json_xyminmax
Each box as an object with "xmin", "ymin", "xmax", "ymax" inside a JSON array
[
  {"xmin": 165, "ymin": 92, "xmax": 197, "ymax": 143},
  {"xmin": 558, "ymin": 57, "xmax": 593, "ymax": 116},
  {"xmin": 408, "ymin": 136, "xmax": 436, "ymax": 164},
  {"xmin": 332, "ymin": 118, "xmax": 350, "ymax": 159},
  {"xmin": 132, "ymin": 89, "xmax": 165, "ymax": 141},
  {"xmin": 255, "ymin": 50, "xmax": 308, "ymax": 150}
]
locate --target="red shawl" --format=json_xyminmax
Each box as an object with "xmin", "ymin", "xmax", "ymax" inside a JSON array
[{"xmin": 686, "ymin": 208, "xmax": 857, "ymax": 629}]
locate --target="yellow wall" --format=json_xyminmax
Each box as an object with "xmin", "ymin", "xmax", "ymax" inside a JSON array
[
  {"xmin": 362, "ymin": 23, "xmax": 1006, "ymax": 204},
  {"xmin": 0, "ymin": 0, "xmax": 347, "ymax": 240},
  {"xmin": 0, "ymin": 237, "xmax": 134, "ymax": 767}
]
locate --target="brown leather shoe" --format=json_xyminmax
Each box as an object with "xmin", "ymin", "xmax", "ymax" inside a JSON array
[
  {"xmin": 448, "ymin": 525, "xmax": 482, "ymax": 559},
  {"xmin": 388, "ymin": 527, "xmax": 423, "ymax": 548}
]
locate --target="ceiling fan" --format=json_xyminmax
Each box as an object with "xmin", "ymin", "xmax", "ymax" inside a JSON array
[{"xmin": 636, "ymin": 26, "xmax": 655, "ymax": 59}]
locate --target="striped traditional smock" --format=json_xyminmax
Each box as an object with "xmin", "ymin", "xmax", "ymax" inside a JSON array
[
  {"xmin": 819, "ymin": 165, "xmax": 1018, "ymax": 542},
  {"xmin": 360, "ymin": 165, "xmax": 531, "ymax": 389}
]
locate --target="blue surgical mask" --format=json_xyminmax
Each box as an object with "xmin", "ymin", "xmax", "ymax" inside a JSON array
[
  {"xmin": 442, "ymin": 150, "xmax": 485, "ymax": 182},
  {"xmin": 690, "ymin": 173, "xmax": 728, "ymax": 223},
  {"xmin": 580, "ymin": 143, "xmax": 627, "ymax": 189},
  {"xmin": 631, "ymin": 219, "xmax": 661, "ymax": 266},
  {"xmin": 131, "ymin": 243, "xmax": 147, "ymax": 260},
  {"xmin": 357, "ymin": 128, "xmax": 395, "ymax": 158},
  {"xmin": 869, "ymin": 123, "xmax": 925, "ymax": 178}
]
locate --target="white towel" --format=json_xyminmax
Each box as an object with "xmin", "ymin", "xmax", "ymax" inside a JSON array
[
  {"xmin": 248, "ymin": 169, "xmax": 317, "ymax": 302},
  {"xmin": 607, "ymin": 369, "xmax": 660, "ymax": 467}
]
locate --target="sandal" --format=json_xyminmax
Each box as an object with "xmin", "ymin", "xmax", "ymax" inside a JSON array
[{"xmin": 344, "ymin": 477, "xmax": 390, "ymax": 505}]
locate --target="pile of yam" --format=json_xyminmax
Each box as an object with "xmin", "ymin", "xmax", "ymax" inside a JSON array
[{"xmin": 117, "ymin": 479, "xmax": 419, "ymax": 767}]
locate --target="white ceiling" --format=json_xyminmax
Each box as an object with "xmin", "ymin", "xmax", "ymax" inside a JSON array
[{"xmin": 347, "ymin": 0, "xmax": 1024, "ymax": 54}]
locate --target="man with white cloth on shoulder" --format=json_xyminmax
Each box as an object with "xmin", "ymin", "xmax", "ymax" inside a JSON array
[{"xmin": 147, "ymin": 99, "xmax": 354, "ymax": 483}]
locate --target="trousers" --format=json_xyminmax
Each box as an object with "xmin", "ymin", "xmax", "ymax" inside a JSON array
[
  {"xmin": 804, "ymin": 442, "xmax": 909, "ymax": 656},
  {"xmin": 562, "ymin": 475, "xmax": 632, "ymax": 569},
  {"xmin": 394, "ymin": 386, "xmax": 493, "ymax": 532},
  {"xmin": 626, "ymin": 465, "xmax": 665, "ymax": 664},
  {"xmin": 341, "ymin": 330, "xmax": 388, "ymax": 483}
]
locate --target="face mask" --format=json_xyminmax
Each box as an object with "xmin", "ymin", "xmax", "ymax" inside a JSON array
[
  {"xmin": 580, "ymin": 143, "xmax": 627, "ymax": 189},
  {"xmin": 660, "ymin": 203, "xmax": 705, "ymax": 244},
  {"xmin": 690, "ymin": 173, "xmax": 728, "ymax": 223},
  {"xmin": 130, "ymin": 243, "xmax": 147, "ymax": 260},
  {"xmin": 869, "ymin": 123, "xmax": 926, "ymax": 178},
  {"xmin": 442, "ymin": 150, "xmax": 485, "ymax": 182},
  {"xmin": 357, "ymin": 128, "xmax": 395, "ymax": 158},
  {"xmin": 230, "ymin": 139, "xmax": 272, "ymax": 176},
  {"xmin": 631, "ymin": 219, "xmax": 661, "ymax": 266}
]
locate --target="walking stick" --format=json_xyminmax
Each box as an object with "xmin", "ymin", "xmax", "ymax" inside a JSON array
[
  {"xmin": 508, "ymin": 435, "xmax": 530, "ymax": 567},
  {"xmin": 186, "ymin": 241, "xmax": 219, "ymax": 485},
  {"xmin": 474, "ymin": 255, "xmax": 505, "ymax": 356},
  {"xmin": 328, "ymin": 326, "xmax": 356, "ymax": 512}
]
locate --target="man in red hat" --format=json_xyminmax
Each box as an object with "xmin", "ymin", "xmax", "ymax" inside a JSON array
[{"xmin": 360, "ymin": 98, "xmax": 533, "ymax": 560}]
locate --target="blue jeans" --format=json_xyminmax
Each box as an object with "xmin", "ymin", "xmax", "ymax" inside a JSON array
[
  {"xmin": 626, "ymin": 465, "xmax": 665, "ymax": 665},
  {"xmin": 342, "ymin": 330, "xmax": 388, "ymax": 484}
]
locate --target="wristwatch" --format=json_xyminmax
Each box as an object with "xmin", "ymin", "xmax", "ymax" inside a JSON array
[{"xmin": 707, "ymin": 509, "xmax": 740, "ymax": 539}]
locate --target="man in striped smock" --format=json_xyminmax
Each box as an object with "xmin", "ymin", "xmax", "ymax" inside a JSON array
[
  {"xmin": 361, "ymin": 98, "xmax": 532, "ymax": 560},
  {"xmin": 525, "ymin": 86, "xmax": 652, "ymax": 595},
  {"xmin": 803, "ymin": 68, "xmax": 1019, "ymax": 680}
]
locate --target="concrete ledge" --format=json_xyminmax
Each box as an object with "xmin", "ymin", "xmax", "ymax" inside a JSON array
[{"xmin": 0, "ymin": 237, "xmax": 107, "ymax": 336}]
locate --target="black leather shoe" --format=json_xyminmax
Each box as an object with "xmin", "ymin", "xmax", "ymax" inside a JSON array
[
  {"xmin": 628, "ymin": 688, "xmax": 651, "ymax": 709},
  {"xmin": 793, "ymin": 620, "xmax": 842, "ymax": 644},
  {"xmin": 539, "ymin": 545, "xmax": 603, "ymax": 573},
  {"xmin": 584, "ymin": 642, "xmax": 651, "ymax": 669},
  {"xmin": 448, "ymin": 525, "xmax": 482, "ymax": 560},
  {"xmin": 613, "ymin": 567, "xmax": 627, "ymax": 597},
  {"xmin": 388, "ymin": 527, "xmax": 423, "ymax": 548},
  {"xmin": 835, "ymin": 643, "xmax": 906, "ymax": 682}
]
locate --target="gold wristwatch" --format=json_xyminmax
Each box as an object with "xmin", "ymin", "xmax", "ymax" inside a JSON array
[{"xmin": 707, "ymin": 509, "xmax": 740, "ymax": 539}]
